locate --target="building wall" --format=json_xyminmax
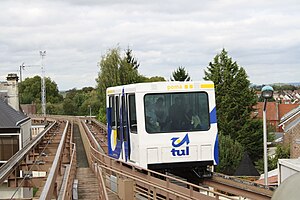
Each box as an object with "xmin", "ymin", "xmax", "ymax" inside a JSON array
[
  {"xmin": 20, "ymin": 119, "xmax": 32, "ymax": 148},
  {"xmin": 21, "ymin": 104, "xmax": 37, "ymax": 115},
  {"xmin": 286, "ymin": 124, "xmax": 300, "ymax": 158}
]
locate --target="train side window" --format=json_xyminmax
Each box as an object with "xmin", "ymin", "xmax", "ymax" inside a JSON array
[
  {"xmin": 116, "ymin": 96, "xmax": 120, "ymax": 140},
  {"xmin": 109, "ymin": 96, "xmax": 116, "ymax": 127},
  {"xmin": 122, "ymin": 95, "xmax": 128, "ymax": 141},
  {"xmin": 128, "ymin": 94, "xmax": 137, "ymax": 133}
]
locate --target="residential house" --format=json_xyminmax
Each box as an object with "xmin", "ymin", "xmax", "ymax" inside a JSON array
[
  {"xmin": 0, "ymin": 100, "xmax": 31, "ymax": 167},
  {"xmin": 279, "ymin": 106, "xmax": 300, "ymax": 158},
  {"xmin": 253, "ymin": 102, "xmax": 299, "ymax": 131}
]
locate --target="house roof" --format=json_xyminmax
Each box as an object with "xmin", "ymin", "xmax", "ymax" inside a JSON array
[
  {"xmin": 254, "ymin": 102, "xmax": 278, "ymax": 121},
  {"xmin": 279, "ymin": 106, "xmax": 300, "ymax": 124},
  {"xmin": 254, "ymin": 102, "xmax": 299, "ymax": 122},
  {"xmin": 0, "ymin": 100, "xmax": 28, "ymax": 128}
]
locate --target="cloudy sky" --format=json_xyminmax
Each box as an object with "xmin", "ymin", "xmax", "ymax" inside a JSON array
[{"xmin": 1, "ymin": 0, "xmax": 299, "ymax": 90}]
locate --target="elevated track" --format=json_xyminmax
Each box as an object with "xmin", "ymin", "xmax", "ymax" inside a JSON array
[
  {"xmin": 80, "ymin": 118, "xmax": 275, "ymax": 200},
  {"xmin": 0, "ymin": 116, "xmax": 276, "ymax": 199}
]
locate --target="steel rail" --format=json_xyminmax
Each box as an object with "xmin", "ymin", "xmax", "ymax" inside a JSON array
[
  {"xmin": 58, "ymin": 142, "xmax": 76, "ymax": 200},
  {"xmin": 58, "ymin": 121, "xmax": 76, "ymax": 200},
  {"xmin": 0, "ymin": 121, "xmax": 57, "ymax": 184},
  {"xmin": 39, "ymin": 121, "xmax": 70, "ymax": 200}
]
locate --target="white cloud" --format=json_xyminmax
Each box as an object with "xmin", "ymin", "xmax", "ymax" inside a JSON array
[{"xmin": 0, "ymin": 0, "xmax": 300, "ymax": 90}]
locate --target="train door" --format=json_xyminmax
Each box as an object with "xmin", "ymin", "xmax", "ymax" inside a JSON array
[
  {"xmin": 121, "ymin": 93, "xmax": 130, "ymax": 161},
  {"xmin": 107, "ymin": 92, "xmax": 138, "ymax": 163},
  {"xmin": 127, "ymin": 94, "xmax": 139, "ymax": 163}
]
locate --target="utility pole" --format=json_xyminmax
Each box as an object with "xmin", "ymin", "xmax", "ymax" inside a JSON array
[
  {"xmin": 19, "ymin": 63, "xmax": 25, "ymax": 82},
  {"xmin": 40, "ymin": 50, "xmax": 46, "ymax": 117}
]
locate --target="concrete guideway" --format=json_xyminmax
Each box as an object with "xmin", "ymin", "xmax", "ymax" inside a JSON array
[{"xmin": 0, "ymin": 115, "xmax": 274, "ymax": 200}]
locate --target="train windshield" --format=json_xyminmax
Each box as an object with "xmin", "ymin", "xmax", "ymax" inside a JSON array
[{"xmin": 144, "ymin": 92, "xmax": 210, "ymax": 133}]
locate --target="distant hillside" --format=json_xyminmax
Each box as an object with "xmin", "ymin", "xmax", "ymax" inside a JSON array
[{"xmin": 272, "ymin": 82, "xmax": 300, "ymax": 87}]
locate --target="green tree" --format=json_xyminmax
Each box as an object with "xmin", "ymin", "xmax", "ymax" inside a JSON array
[
  {"xmin": 203, "ymin": 49, "xmax": 261, "ymax": 161},
  {"xmin": 96, "ymin": 47, "xmax": 122, "ymax": 122},
  {"xmin": 119, "ymin": 48, "xmax": 140, "ymax": 85},
  {"xmin": 96, "ymin": 47, "xmax": 165, "ymax": 122},
  {"xmin": 19, "ymin": 76, "xmax": 63, "ymax": 114},
  {"xmin": 137, "ymin": 75, "xmax": 166, "ymax": 82},
  {"xmin": 216, "ymin": 134, "xmax": 244, "ymax": 175},
  {"xmin": 124, "ymin": 47, "xmax": 140, "ymax": 70},
  {"xmin": 19, "ymin": 76, "xmax": 41, "ymax": 104},
  {"xmin": 61, "ymin": 87, "xmax": 100, "ymax": 116},
  {"xmin": 171, "ymin": 66, "xmax": 191, "ymax": 81},
  {"xmin": 256, "ymin": 144, "xmax": 290, "ymax": 173}
]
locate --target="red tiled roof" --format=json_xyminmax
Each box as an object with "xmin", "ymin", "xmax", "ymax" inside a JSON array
[
  {"xmin": 278, "ymin": 104, "xmax": 299, "ymax": 120},
  {"xmin": 254, "ymin": 102, "xmax": 278, "ymax": 121},
  {"xmin": 254, "ymin": 102, "xmax": 299, "ymax": 121}
]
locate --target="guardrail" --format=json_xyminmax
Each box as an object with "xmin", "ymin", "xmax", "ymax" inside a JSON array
[
  {"xmin": 81, "ymin": 120, "xmax": 103, "ymax": 153},
  {"xmin": 40, "ymin": 121, "xmax": 70, "ymax": 200},
  {"xmin": 88, "ymin": 140, "xmax": 234, "ymax": 200}
]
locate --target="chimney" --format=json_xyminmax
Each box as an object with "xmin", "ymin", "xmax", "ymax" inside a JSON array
[{"xmin": 6, "ymin": 73, "xmax": 20, "ymax": 111}]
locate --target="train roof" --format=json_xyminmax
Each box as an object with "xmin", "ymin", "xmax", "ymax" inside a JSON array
[{"xmin": 106, "ymin": 81, "xmax": 215, "ymax": 95}]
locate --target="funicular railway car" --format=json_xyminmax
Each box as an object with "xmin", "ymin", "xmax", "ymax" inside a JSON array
[{"xmin": 106, "ymin": 81, "xmax": 218, "ymax": 177}]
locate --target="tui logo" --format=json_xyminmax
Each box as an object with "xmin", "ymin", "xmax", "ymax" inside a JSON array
[{"xmin": 171, "ymin": 134, "xmax": 190, "ymax": 156}]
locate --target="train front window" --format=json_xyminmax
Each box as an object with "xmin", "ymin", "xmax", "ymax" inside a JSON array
[{"xmin": 144, "ymin": 92, "xmax": 210, "ymax": 133}]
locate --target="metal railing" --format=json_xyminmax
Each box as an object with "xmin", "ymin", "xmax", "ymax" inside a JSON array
[
  {"xmin": 90, "ymin": 146, "xmax": 235, "ymax": 200},
  {"xmin": 0, "ymin": 121, "xmax": 57, "ymax": 184}
]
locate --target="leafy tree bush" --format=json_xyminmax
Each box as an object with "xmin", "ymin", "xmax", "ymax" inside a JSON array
[
  {"xmin": 171, "ymin": 66, "xmax": 191, "ymax": 81},
  {"xmin": 216, "ymin": 134, "xmax": 244, "ymax": 175},
  {"xmin": 255, "ymin": 144, "xmax": 290, "ymax": 173},
  {"xmin": 204, "ymin": 49, "xmax": 262, "ymax": 164},
  {"xmin": 96, "ymin": 47, "xmax": 165, "ymax": 122}
]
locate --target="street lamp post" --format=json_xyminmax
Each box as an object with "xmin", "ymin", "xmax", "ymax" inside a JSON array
[{"xmin": 261, "ymin": 85, "xmax": 274, "ymax": 186}]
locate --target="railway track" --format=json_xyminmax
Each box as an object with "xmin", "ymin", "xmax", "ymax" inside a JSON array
[{"xmin": 82, "ymin": 118, "xmax": 275, "ymax": 200}]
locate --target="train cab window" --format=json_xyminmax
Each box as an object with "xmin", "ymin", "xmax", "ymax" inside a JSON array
[
  {"xmin": 128, "ymin": 94, "xmax": 137, "ymax": 133},
  {"xmin": 144, "ymin": 92, "xmax": 210, "ymax": 133}
]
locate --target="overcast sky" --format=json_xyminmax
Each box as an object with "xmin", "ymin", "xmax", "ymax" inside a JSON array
[{"xmin": 1, "ymin": 0, "xmax": 299, "ymax": 90}]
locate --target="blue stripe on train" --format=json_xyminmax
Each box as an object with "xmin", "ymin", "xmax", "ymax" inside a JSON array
[
  {"xmin": 214, "ymin": 133, "xmax": 219, "ymax": 165},
  {"xmin": 210, "ymin": 107, "xmax": 217, "ymax": 124}
]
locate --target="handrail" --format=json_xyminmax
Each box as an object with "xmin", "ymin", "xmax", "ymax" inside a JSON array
[
  {"xmin": 39, "ymin": 121, "xmax": 70, "ymax": 200},
  {"xmin": 0, "ymin": 121, "xmax": 57, "ymax": 184}
]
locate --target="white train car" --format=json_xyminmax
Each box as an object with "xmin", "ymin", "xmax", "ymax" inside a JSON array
[{"xmin": 106, "ymin": 81, "xmax": 218, "ymax": 176}]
